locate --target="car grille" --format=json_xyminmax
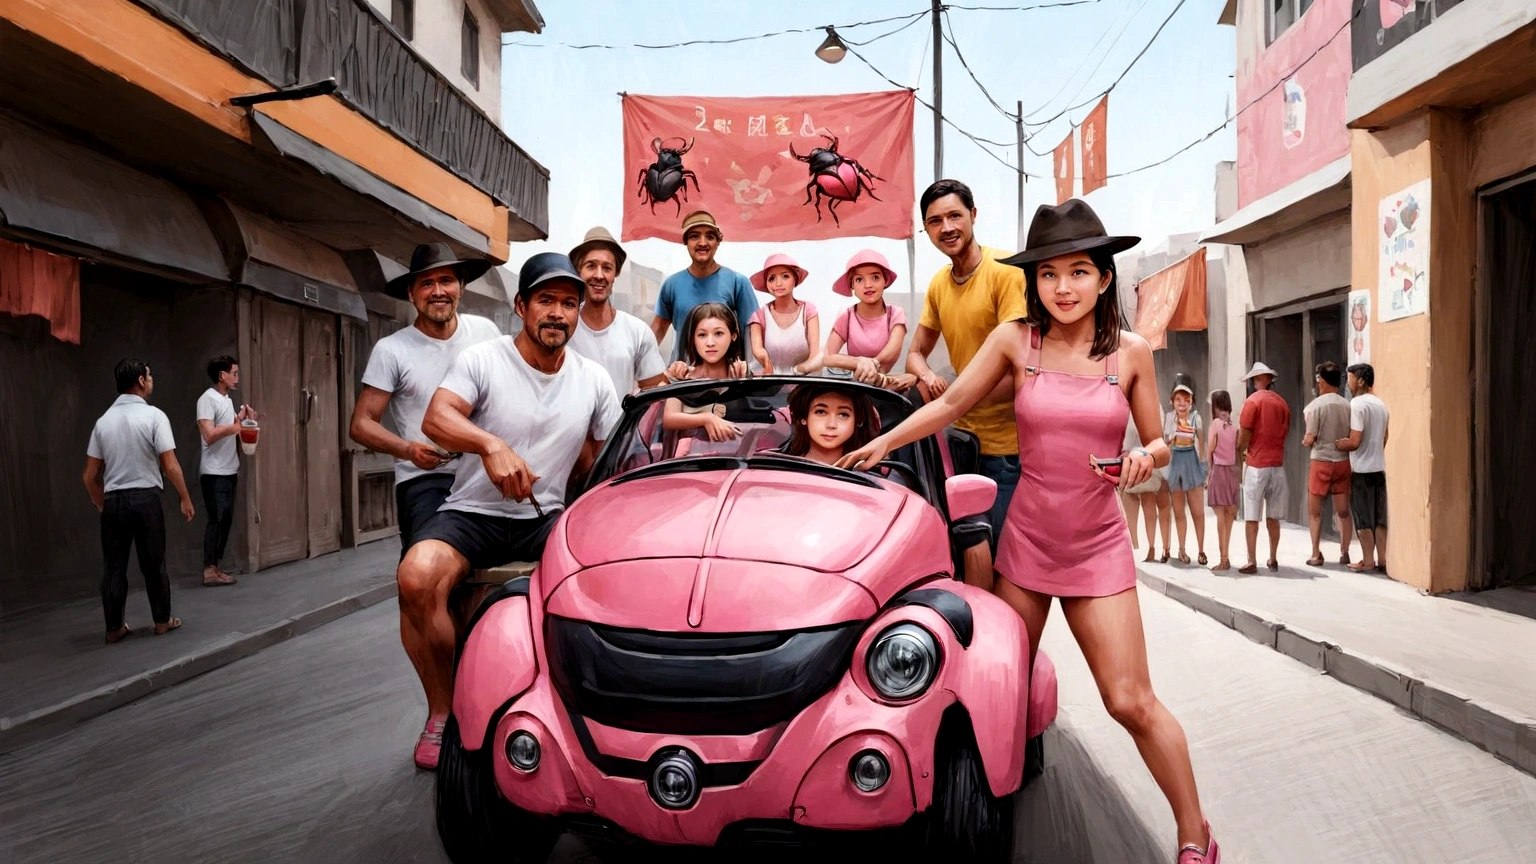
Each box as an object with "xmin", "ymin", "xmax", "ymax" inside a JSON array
[{"xmin": 545, "ymin": 616, "xmax": 863, "ymax": 736}]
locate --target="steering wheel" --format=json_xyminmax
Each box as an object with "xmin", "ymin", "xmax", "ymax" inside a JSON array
[{"xmin": 873, "ymin": 459, "xmax": 923, "ymax": 489}]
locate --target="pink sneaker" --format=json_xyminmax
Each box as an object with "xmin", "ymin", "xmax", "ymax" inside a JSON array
[
  {"xmin": 1177, "ymin": 822, "xmax": 1220, "ymax": 864},
  {"xmin": 414, "ymin": 715, "xmax": 447, "ymax": 770}
]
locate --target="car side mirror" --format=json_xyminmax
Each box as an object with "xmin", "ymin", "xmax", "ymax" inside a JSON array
[{"xmin": 945, "ymin": 473, "xmax": 997, "ymax": 522}]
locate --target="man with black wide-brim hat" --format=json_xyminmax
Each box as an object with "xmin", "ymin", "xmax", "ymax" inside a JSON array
[{"xmin": 396, "ymin": 251, "xmax": 622, "ymax": 772}]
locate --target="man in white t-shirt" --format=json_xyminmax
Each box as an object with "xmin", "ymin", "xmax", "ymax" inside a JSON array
[
  {"xmin": 195, "ymin": 355, "xmax": 251, "ymax": 586},
  {"xmin": 567, "ymin": 225, "xmax": 668, "ymax": 395},
  {"xmin": 350, "ymin": 243, "xmax": 502, "ymax": 559},
  {"xmin": 83, "ymin": 358, "xmax": 196, "ymax": 643},
  {"xmin": 397, "ymin": 252, "xmax": 621, "ymax": 771},
  {"xmin": 1336, "ymin": 363, "xmax": 1391, "ymax": 574}
]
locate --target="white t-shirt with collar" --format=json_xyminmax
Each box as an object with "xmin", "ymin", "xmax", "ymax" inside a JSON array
[
  {"xmin": 437, "ymin": 338, "xmax": 622, "ymax": 520},
  {"xmin": 86, "ymin": 395, "xmax": 175, "ymax": 493},
  {"xmin": 361, "ymin": 314, "xmax": 503, "ymax": 485},
  {"xmin": 196, "ymin": 387, "xmax": 240, "ymax": 476},
  {"xmin": 568, "ymin": 309, "xmax": 667, "ymax": 397}
]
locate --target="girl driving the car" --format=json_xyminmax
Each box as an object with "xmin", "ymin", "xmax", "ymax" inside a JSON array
[
  {"xmin": 783, "ymin": 383, "xmax": 879, "ymax": 465},
  {"xmin": 663, "ymin": 302, "xmax": 749, "ymax": 443}
]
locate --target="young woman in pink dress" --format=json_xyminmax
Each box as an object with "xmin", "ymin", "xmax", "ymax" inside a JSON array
[{"xmin": 840, "ymin": 199, "xmax": 1220, "ymax": 864}]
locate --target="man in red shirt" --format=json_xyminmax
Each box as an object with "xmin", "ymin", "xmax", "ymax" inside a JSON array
[{"xmin": 1237, "ymin": 362, "xmax": 1291, "ymax": 573}]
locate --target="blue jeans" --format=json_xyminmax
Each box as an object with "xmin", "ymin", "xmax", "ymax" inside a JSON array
[{"xmin": 977, "ymin": 454, "xmax": 1021, "ymax": 552}]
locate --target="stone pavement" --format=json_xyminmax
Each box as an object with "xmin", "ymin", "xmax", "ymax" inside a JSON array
[
  {"xmin": 1133, "ymin": 510, "xmax": 1536, "ymax": 776},
  {"xmin": 1045, "ymin": 586, "xmax": 1536, "ymax": 863},
  {"xmin": 0, "ymin": 539, "xmax": 400, "ymax": 754}
]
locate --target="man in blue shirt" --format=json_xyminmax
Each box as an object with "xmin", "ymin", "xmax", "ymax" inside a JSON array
[{"xmin": 649, "ymin": 209, "xmax": 758, "ymax": 375}]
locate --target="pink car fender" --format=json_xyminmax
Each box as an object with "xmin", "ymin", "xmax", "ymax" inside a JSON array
[{"xmin": 453, "ymin": 584, "xmax": 538, "ymax": 752}]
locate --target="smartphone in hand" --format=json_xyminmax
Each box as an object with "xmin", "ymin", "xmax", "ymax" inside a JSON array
[{"xmin": 1091, "ymin": 456, "xmax": 1124, "ymax": 478}]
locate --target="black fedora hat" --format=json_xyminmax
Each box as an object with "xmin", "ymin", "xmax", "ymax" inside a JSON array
[
  {"xmin": 517, "ymin": 251, "xmax": 586, "ymax": 302},
  {"xmin": 999, "ymin": 199, "xmax": 1140, "ymax": 268},
  {"xmin": 385, "ymin": 242, "xmax": 494, "ymax": 299}
]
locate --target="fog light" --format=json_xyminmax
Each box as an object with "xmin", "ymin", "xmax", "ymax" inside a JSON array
[
  {"xmin": 649, "ymin": 751, "xmax": 700, "ymax": 810},
  {"xmin": 849, "ymin": 749, "xmax": 890, "ymax": 793},
  {"xmin": 507, "ymin": 731, "xmax": 540, "ymax": 772}
]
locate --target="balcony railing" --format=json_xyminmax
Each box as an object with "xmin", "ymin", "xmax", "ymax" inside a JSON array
[
  {"xmin": 1350, "ymin": 0, "xmax": 1465, "ymax": 72},
  {"xmin": 132, "ymin": 0, "xmax": 549, "ymax": 237}
]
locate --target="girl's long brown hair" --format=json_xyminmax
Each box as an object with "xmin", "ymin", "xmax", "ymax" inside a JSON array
[
  {"xmin": 1021, "ymin": 248, "xmax": 1123, "ymax": 360},
  {"xmin": 784, "ymin": 384, "xmax": 880, "ymax": 457},
  {"xmin": 679, "ymin": 301, "xmax": 746, "ymax": 369}
]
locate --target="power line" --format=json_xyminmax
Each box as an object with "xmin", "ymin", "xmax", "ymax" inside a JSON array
[
  {"xmin": 845, "ymin": 11, "xmax": 930, "ymax": 47},
  {"xmin": 501, "ymin": 10, "xmax": 928, "ymax": 48},
  {"xmin": 939, "ymin": 10, "xmax": 1015, "ymax": 121},
  {"xmin": 1018, "ymin": 0, "xmax": 1146, "ymax": 126}
]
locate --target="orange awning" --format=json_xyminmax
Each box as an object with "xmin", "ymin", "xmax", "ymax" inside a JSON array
[
  {"xmin": 1132, "ymin": 247, "xmax": 1207, "ymax": 351},
  {"xmin": 0, "ymin": 238, "xmax": 80, "ymax": 344}
]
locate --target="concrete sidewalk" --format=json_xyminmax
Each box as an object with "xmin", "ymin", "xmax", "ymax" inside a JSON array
[
  {"xmin": 1133, "ymin": 510, "xmax": 1536, "ymax": 776},
  {"xmin": 0, "ymin": 540, "xmax": 401, "ymax": 754}
]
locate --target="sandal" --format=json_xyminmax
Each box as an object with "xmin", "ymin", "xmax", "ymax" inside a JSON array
[
  {"xmin": 105, "ymin": 625, "xmax": 132, "ymax": 644},
  {"xmin": 1160, "ymin": 551, "xmax": 1171, "ymax": 564},
  {"xmin": 1197, "ymin": 553, "xmax": 1208, "ymax": 566},
  {"xmin": 154, "ymin": 617, "xmax": 182, "ymax": 636},
  {"xmin": 1178, "ymin": 552, "xmax": 1191, "ymax": 565},
  {"xmin": 1339, "ymin": 552, "xmax": 1351, "ymax": 566},
  {"xmin": 1212, "ymin": 559, "xmax": 1231, "ymax": 572},
  {"xmin": 1177, "ymin": 821, "xmax": 1221, "ymax": 863},
  {"xmin": 1267, "ymin": 560, "xmax": 1279, "ymax": 572},
  {"xmin": 1238, "ymin": 563, "xmax": 1258, "ymax": 574},
  {"xmin": 1306, "ymin": 555, "xmax": 1325, "ymax": 567}
]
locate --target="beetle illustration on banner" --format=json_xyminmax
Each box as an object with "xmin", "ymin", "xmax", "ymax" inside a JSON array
[{"xmin": 620, "ymin": 91, "xmax": 915, "ymax": 243}]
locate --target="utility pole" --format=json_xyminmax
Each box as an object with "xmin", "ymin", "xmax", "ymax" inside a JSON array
[
  {"xmin": 1016, "ymin": 100, "xmax": 1025, "ymax": 250},
  {"xmin": 931, "ymin": 0, "xmax": 943, "ymax": 181}
]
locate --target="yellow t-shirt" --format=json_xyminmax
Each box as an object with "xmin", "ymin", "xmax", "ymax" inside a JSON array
[{"xmin": 920, "ymin": 247, "xmax": 1026, "ymax": 456}]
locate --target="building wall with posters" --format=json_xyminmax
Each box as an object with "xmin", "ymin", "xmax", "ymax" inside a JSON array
[
  {"xmin": 0, "ymin": 0, "xmax": 546, "ymax": 612},
  {"xmin": 1203, "ymin": 0, "xmax": 1356, "ymax": 526},
  {"xmin": 1345, "ymin": 0, "xmax": 1536, "ymax": 593}
]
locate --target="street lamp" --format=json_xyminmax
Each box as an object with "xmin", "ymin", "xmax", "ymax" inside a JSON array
[{"xmin": 814, "ymin": 27, "xmax": 846, "ymax": 64}]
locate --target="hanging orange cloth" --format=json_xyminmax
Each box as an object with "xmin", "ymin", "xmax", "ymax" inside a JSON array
[
  {"xmin": 0, "ymin": 238, "xmax": 82, "ymax": 344},
  {"xmin": 1132, "ymin": 247, "xmax": 1207, "ymax": 351}
]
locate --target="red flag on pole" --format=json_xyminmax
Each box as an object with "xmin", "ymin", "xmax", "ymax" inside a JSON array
[
  {"xmin": 1053, "ymin": 132, "xmax": 1074, "ymax": 204},
  {"xmin": 621, "ymin": 91, "xmax": 916, "ymax": 243},
  {"xmin": 1081, "ymin": 97, "xmax": 1108, "ymax": 195}
]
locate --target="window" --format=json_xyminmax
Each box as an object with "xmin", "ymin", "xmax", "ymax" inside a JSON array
[
  {"xmin": 461, "ymin": 7, "xmax": 480, "ymax": 88},
  {"xmin": 1268, "ymin": 0, "xmax": 1314, "ymax": 44},
  {"xmin": 390, "ymin": 0, "xmax": 413, "ymax": 40}
]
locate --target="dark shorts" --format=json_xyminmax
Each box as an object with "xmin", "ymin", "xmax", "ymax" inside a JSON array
[
  {"xmin": 1350, "ymin": 471, "xmax": 1388, "ymax": 529},
  {"xmin": 411, "ymin": 508, "xmax": 558, "ymax": 571},
  {"xmin": 395, "ymin": 473, "xmax": 456, "ymax": 559}
]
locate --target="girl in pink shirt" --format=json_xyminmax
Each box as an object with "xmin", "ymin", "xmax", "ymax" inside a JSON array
[
  {"xmin": 1205, "ymin": 389, "xmax": 1240, "ymax": 571},
  {"xmin": 746, "ymin": 253, "xmax": 820, "ymax": 376},
  {"xmin": 813, "ymin": 249, "xmax": 915, "ymax": 391}
]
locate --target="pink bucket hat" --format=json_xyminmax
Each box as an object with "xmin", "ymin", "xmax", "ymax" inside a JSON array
[
  {"xmin": 750, "ymin": 253, "xmax": 809, "ymax": 293},
  {"xmin": 832, "ymin": 249, "xmax": 898, "ymax": 297}
]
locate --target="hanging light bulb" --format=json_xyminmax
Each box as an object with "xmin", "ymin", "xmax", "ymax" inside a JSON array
[{"xmin": 815, "ymin": 26, "xmax": 847, "ymax": 64}]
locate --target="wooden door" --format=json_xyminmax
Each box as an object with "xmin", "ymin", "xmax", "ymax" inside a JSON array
[
  {"xmin": 302, "ymin": 309, "xmax": 342, "ymax": 557},
  {"xmin": 252, "ymin": 297, "xmax": 308, "ymax": 568}
]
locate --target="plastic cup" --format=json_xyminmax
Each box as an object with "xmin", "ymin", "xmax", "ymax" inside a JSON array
[{"xmin": 239, "ymin": 419, "xmax": 260, "ymax": 455}]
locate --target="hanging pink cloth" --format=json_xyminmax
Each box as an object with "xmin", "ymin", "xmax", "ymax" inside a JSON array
[{"xmin": 0, "ymin": 238, "xmax": 81, "ymax": 344}]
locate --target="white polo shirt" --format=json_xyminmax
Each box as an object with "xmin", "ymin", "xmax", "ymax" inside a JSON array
[{"xmin": 86, "ymin": 395, "xmax": 176, "ymax": 493}]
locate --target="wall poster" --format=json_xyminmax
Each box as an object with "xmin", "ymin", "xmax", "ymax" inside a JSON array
[
  {"xmin": 1378, "ymin": 178, "xmax": 1430, "ymax": 322},
  {"xmin": 1348, "ymin": 289, "xmax": 1371, "ymax": 366}
]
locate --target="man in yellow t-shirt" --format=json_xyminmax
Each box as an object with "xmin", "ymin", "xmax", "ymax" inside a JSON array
[{"xmin": 907, "ymin": 179, "xmax": 1026, "ymax": 542}]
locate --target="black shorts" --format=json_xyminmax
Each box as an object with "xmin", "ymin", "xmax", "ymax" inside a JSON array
[
  {"xmin": 1349, "ymin": 470, "xmax": 1388, "ymax": 529},
  {"xmin": 411, "ymin": 508, "xmax": 558, "ymax": 571},
  {"xmin": 395, "ymin": 473, "xmax": 456, "ymax": 559}
]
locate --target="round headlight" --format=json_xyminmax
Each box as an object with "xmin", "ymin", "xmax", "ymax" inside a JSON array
[
  {"xmin": 648, "ymin": 751, "xmax": 700, "ymax": 810},
  {"xmin": 849, "ymin": 749, "xmax": 891, "ymax": 793},
  {"xmin": 865, "ymin": 622, "xmax": 940, "ymax": 701},
  {"xmin": 506, "ymin": 730, "xmax": 540, "ymax": 772}
]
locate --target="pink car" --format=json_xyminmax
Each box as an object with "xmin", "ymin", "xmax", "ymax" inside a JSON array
[{"xmin": 437, "ymin": 378, "xmax": 1058, "ymax": 862}]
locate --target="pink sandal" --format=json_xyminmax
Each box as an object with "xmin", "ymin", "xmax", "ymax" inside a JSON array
[
  {"xmin": 414, "ymin": 715, "xmax": 447, "ymax": 770},
  {"xmin": 1177, "ymin": 821, "xmax": 1220, "ymax": 863}
]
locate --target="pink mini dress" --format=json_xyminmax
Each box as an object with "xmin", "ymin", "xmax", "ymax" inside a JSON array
[{"xmin": 994, "ymin": 327, "xmax": 1136, "ymax": 598}]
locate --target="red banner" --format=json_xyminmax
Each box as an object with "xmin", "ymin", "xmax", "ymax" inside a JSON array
[
  {"xmin": 1133, "ymin": 248, "xmax": 1208, "ymax": 351},
  {"xmin": 620, "ymin": 91, "xmax": 915, "ymax": 243},
  {"xmin": 1053, "ymin": 132, "xmax": 1074, "ymax": 204},
  {"xmin": 1081, "ymin": 97, "xmax": 1108, "ymax": 196}
]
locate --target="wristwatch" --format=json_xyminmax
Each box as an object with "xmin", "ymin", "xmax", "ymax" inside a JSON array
[{"xmin": 1129, "ymin": 447, "xmax": 1152, "ymax": 460}]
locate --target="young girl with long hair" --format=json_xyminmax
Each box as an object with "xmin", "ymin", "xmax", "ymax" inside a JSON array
[
  {"xmin": 1163, "ymin": 374, "xmax": 1209, "ymax": 565},
  {"xmin": 662, "ymin": 302, "xmax": 748, "ymax": 443},
  {"xmin": 1205, "ymin": 389, "xmax": 1240, "ymax": 571},
  {"xmin": 746, "ymin": 254, "xmax": 821, "ymax": 375},
  {"xmin": 782, "ymin": 383, "xmax": 879, "ymax": 465},
  {"xmin": 812, "ymin": 249, "xmax": 916, "ymax": 391},
  {"xmin": 839, "ymin": 199, "xmax": 1220, "ymax": 863}
]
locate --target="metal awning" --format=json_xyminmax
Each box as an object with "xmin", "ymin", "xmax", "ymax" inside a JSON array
[
  {"xmin": 1200, "ymin": 156, "xmax": 1351, "ymax": 247},
  {"xmin": 0, "ymin": 110, "xmax": 228, "ymax": 282},
  {"xmin": 206, "ymin": 199, "xmax": 367, "ymax": 321}
]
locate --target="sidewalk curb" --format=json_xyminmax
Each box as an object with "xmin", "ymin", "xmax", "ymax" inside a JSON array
[
  {"xmin": 0, "ymin": 581, "xmax": 398, "ymax": 755},
  {"xmin": 1138, "ymin": 568, "xmax": 1536, "ymax": 777}
]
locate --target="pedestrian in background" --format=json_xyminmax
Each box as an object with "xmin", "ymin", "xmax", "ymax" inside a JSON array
[
  {"xmin": 746, "ymin": 252, "xmax": 820, "ymax": 375},
  {"xmin": 1119, "ymin": 415, "xmax": 1169, "ymax": 563},
  {"xmin": 651, "ymin": 210, "xmax": 757, "ymax": 375},
  {"xmin": 1302, "ymin": 360, "xmax": 1354, "ymax": 567},
  {"xmin": 1163, "ymin": 373, "xmax": 1208, "ymax": 565},
  {"xmin": 1204, "ymin": 389, "xmax": 1240, "ymax": 571},
  {"xmin": 195, "ymin": 355, "xmax": 250, "ymax": 587},
  {"xmin": 1337, "ymin": 363, "xmax": 1390, "ymax": 574},
  {"xmin": 1237, "ymin": 361, "xmax": 1291, "ymax": 573},
  {"xmin": 82, "ymin": 358, "xmax": 195, "ymax": 643}
]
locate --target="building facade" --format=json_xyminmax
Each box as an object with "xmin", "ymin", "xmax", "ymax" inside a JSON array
[
  {"xmin": 1203, "ymin": 0, "xmax": 1356, "ymax": 525},
  {"xmin": 1345, "ymin": 0, "xmax": 1536, "ymax": 593},
  {"xmin": 0, "ymin": 0, "xmax": 547, "ymax": 612}
]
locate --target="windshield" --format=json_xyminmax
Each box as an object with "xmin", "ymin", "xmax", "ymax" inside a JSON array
[{"xmin": 580, "ymin": 377, "xmax": 938, "ymax": 502}]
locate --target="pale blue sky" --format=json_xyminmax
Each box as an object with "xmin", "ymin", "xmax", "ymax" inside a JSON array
[{"xmin": 498, "ymin": 0, "xmax": 1235, "ymax": 314}]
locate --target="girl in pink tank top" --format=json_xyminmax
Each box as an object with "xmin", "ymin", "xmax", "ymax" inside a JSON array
[
  {"xmin": 837, "ymin": 200, "xmax": 1222, "ymax": 864},
  {"xmin": 815, "ymin": 249, "xmax": 917, "ymax": 391}
]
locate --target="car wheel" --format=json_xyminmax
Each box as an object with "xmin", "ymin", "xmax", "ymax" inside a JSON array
[
  {"xmin": 923, "ymin": 710, "xmax": 1016, "ymax": 863},
  {"xmin": 1022, "ymin": 732, "xmax": 1045, "ymax": 787},
  {"xmin": 435, "ymin": 714, "xmax": 559, "ymax": 864}
]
